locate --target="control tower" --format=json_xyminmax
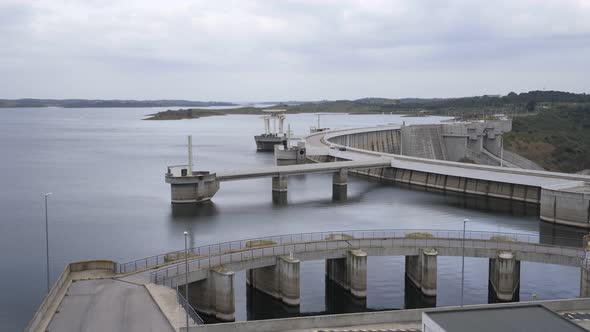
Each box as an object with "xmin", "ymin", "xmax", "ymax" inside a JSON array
[{"xmin": 254, "ymin": 109, "xmax": 288, "ymax": 151}]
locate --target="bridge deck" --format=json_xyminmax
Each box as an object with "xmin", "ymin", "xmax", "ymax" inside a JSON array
[{"xmin": 216, "ymin": 159, "xmax": 390, "ymax": 181}]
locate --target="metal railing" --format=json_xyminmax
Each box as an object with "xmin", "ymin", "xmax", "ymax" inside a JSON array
[
  {"xmin": 134, "ymin": 228, "xmax": 586, "ymax": 286},
  {"xmin": 176, "ymin": 286, "xmax": 204, "ymax": 325}
]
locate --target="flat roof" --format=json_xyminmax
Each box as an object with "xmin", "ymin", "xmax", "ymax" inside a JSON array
[{"xmin": 424, "ymin": 304, "xmax": 586, "ymax": 332}]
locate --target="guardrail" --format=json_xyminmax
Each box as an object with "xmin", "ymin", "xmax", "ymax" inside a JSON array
[
  {"xmin": 176, "ymin": 286, "xmax": 204, "ymax": 325},
  {"xmin": 129, "ymin": 229, "xmax": 585, "ymax": 286}
]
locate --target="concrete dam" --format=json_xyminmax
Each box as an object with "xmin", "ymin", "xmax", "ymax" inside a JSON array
[{"xmin": 304, "ymin": 122, "xmax": 590, "ymax": 229}]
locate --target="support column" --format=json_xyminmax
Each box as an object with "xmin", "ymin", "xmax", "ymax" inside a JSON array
[
  {"xmin": 405, "ymin": 248, "xmax": 438, "ymax": 297},
  {"xmin": 188, "ymin": 267, "xmax": 235, "ymax": 322},
  {"xmin": 325, "ymin": 249, "xmax": 367, "ymax": 298},
  {"xmin": 272, "ymin": 175, "xmax": 288, "ymax": 204},
  {"xmin": 580, "ymin": 235, "xmax": 590, "ymax": 297},
  {"xmin": 247, "ymin": 256, "xmax": 300, "ymax": 306},
  {"xmin": 332, "ymin": 168, "xmax": 348, "ymax": 201},
  {"xmin": 489, "ymin": 251, "xmax": 520, "ymax": 302}
]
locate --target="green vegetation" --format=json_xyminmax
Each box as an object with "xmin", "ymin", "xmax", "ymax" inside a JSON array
[
  {"xmin": 245, "ymin": 239, "xmax": 277, "ymax": 248},
  {"xmin": 146, "ymin": 90, "xmax": 590, "ymax": 120},
  {"xmin": 489, "ymin": 235, "xmax": 515, "ymax": 242},
  {"xmin": 144, "ymin": 90, "xmax": 590, "ymax": 174},
  {"xmin": 405, "ymin": 232, "xmax": 434, "ymax": 239},
  {"xmin": 504, "ymin": 103, "xmax": 590, "ymax": 173},
  {"xmin": 324, "ymin": 233, "xmax": 354, "ymax": 240}
]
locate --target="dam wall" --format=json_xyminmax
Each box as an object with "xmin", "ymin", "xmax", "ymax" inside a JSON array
[{"xmin": 327, "ymin": 129, "xmax": 401, "ymax": 154}]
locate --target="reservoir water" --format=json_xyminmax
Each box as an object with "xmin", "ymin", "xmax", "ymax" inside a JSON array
[{"xmin": 0, "ymin": 107, "xmax": 584, "ymax": 330}]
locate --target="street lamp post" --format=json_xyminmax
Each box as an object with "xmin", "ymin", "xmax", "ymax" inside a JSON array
[
  {"xmin": 44, "ymin": 192, "xmax": 52, "ymax": 294},
  {"xmin": 500, "ymin": 135, "xmax": 504, "ymax": 167},
  {"xmin": 461, "ymin": 218, "xmax": 470, "ymax": 307},
  {"xmin": 184, "ymin": 231, "xmax": 189, "ymax": 330}
]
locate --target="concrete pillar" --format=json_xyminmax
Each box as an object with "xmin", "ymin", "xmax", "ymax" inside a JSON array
[
  {"xmin": 421, "ymin": 249, "xmax": 437, "ymax": 296},
  {"xmin": 325, "ymin": 249, "xmax": 367, "ymax": 298},
  {"xmin": 272, "ymin": 175, "xmax": 288, "ymax": 204},
  {"xmin": 580, "ymin": 235, "xmax": 590, "ymax": 297},
  {"xmin": 247, "ymin": 256, "xmax": 300, "ymax": 306},
  {"xmin": 188, "ymin": 267, "xmax": 235, "ymax": 321},
  {"xmin": 405, "ymin": 248, "xmax": 437, "ymax": 297},
  {"xmin": 489, "ymin": 251, "xmax": 520, "ymax": 302},
  {"xmin": 332, "ymin": 168, "xmax": 348, "ymax": 200},
  {"xmin": 279, "ymin": 116, "xmax": 284, "ymax": 135}
]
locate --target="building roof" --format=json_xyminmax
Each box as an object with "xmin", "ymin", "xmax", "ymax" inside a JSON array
[{"xmin": 424, "ymin": 304, "xmax": 586, "ymax": 332}]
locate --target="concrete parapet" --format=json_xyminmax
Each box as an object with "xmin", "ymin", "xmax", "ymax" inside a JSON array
[
  {"xmin": 405, "ymin": 248, "xmax": 438, "ymax": 297},
  {"xmin": 247, "ymin": 255, "xmax": 301, "ymax": 306},
  {"xmin": 540, "ymin": 184, "xmax": 590, "ymax": 228},
  {"xmin": 189, "ymin": 267, "xmax": 235, "ymax": 322},
  {"xmin": 489, "ymin": 251, "xmax": 520, "ymax": 302},
  {"xmin": 326, "ymin": 249, "xmax": 367, "ymax": 298}
]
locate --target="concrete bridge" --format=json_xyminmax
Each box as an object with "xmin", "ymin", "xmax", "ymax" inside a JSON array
[
  {"xmin": 26, "ymin": 229, "xmax": 590, "ymax": 332},
  {"xmin": 143, "ymin": 229, "xmax": 589, "ymax": 322},
  {"xmin": 165, "ymin": 159, "xmax": 390, "ymax": 204}
]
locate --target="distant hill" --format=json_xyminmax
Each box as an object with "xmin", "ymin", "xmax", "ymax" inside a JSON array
[{"xmin": 0, "ymin": 99, "xmax": 236, "ymax": 108}]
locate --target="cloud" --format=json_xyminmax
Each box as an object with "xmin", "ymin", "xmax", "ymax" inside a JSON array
[{"xmin": 0, "ymin": 0, "xmax": 589, "ymax": 100}]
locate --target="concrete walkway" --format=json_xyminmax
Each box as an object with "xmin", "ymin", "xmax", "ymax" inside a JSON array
[{"xmin": 48, "ymin": 278, "xmax": 174, "ymax": 332}]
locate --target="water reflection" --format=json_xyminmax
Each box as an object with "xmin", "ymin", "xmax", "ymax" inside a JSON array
[
  {"xmin": 246, "ymin": 286, "xmax": 300, "ymax": 320},
  {"xmin": 404, "ymin": 276, "xmax": 436, "ymax": 309},
  {"xmin": 170, "ymin": 202, "xmax": 219, "ymax": 219},
  {"xmin": 539, "ymin": 222, "xmax": 586, "ymax": 247}
]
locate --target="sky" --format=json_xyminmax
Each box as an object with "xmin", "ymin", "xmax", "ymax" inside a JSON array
[{"xmin": 1, "ymin": 0, "xmax": 589, "ymax": 101}]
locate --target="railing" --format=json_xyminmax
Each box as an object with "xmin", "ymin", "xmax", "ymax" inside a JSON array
[
  {"xmin": 176, "ymin": 286, "xmax": 205, "ymax": 325},
  {"xmin": 132, "ymin": 229, "xmax": 586, "ymax": 286}
]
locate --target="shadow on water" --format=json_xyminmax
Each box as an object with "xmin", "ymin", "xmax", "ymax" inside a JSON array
[
  {"xmin": 246, "ymin": 286, "xmax": 300, "ymax": 320},
  {"xmin": 404, "ymin": 276, "xmax": 436, "ymax": 309},
  {"xmin": 170, "ymin": 202, "xmax": 219, "ymax": 220},
  {"xmin": 539, "ymin": 222, "xmax": 587, "ymax": 247}
]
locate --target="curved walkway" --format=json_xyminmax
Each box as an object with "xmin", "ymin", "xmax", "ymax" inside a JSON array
[{"xmin": 142, "ymin": 229, "xmax": 584, "ymax": 287}]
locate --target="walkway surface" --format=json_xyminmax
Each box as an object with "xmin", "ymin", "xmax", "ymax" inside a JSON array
[{"xmin": 47, "ymin": 278, "xmax": 174, "ymax": 332}]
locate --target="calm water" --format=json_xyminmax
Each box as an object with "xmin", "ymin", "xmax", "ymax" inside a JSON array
[{"xmin": 0, "ymin": 108, "xmax": 584, "ymax": 330}]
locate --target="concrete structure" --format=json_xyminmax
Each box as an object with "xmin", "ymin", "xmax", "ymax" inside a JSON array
[
  {"xmin": 422, "ymin": 304, "xmax": 587, "ymax": 332},
  {"xmin": 326, "ymin": 249, "xmax": 367, "ymax": 298},
  {"xmin": 405, "ymin": 248, "xmax": 438, "ymax": 297},
  {"xmin": 255, "ymin": 110, "xmax": 288, "ymax": 151},
  {"xmin": 166, "ymin": 159, "xmax": 390, "ymax": 205},
  {"xmin": 488, "ymin": 251, "xmax": 520, "ymax": 302},
  {"xmin": 29, "ymin": 230, "xmax": 590, "ymax": 332},
  {"xmin": 146, "ymin": 229, "xmax": 588, "ymax": 322},
  {"xmin": 304, "ymin": 124, "xmax": 590, "ymax": 228},
  {"xmin": 188, "ymin": 267, "xmax": 235, "ymax": 322},
  {"xmin": 247, "ymin": 255, "xmax": 301, "ymax": 306}
]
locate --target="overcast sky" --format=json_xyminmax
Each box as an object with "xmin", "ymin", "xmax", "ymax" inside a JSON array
[{"xmin": 1, "ymin": 0, "xmax": 589, "ymax": 101}]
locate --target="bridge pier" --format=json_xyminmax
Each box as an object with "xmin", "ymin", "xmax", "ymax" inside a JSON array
[
  {"xmin": 188, "ymin": 267, "xmax": 235, "ymax": 322},
  {"xmin": 272, "ymin": 175, "xmax": 288, "ymax": 204},
  {"xmin": 247, "ymin": 255, "xmax": 301, "ymax": 306},
  {"xmin": 325, "ymin": 249, "xmax": 367, "ymax": 298},
  {"xmin": 332, "ymin": 168, "xmax": 348, "ymax": 200},
  {"xmin": 405, "ymin": 248, "xmax": 438, "ymax": 297},
  {"xmin": 165, "ymin": 171, "xmax": 220, "ymax": 204},
  {"xmin": 489, "ymin": 251, "xmax": 520, "ymax": 302}
]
